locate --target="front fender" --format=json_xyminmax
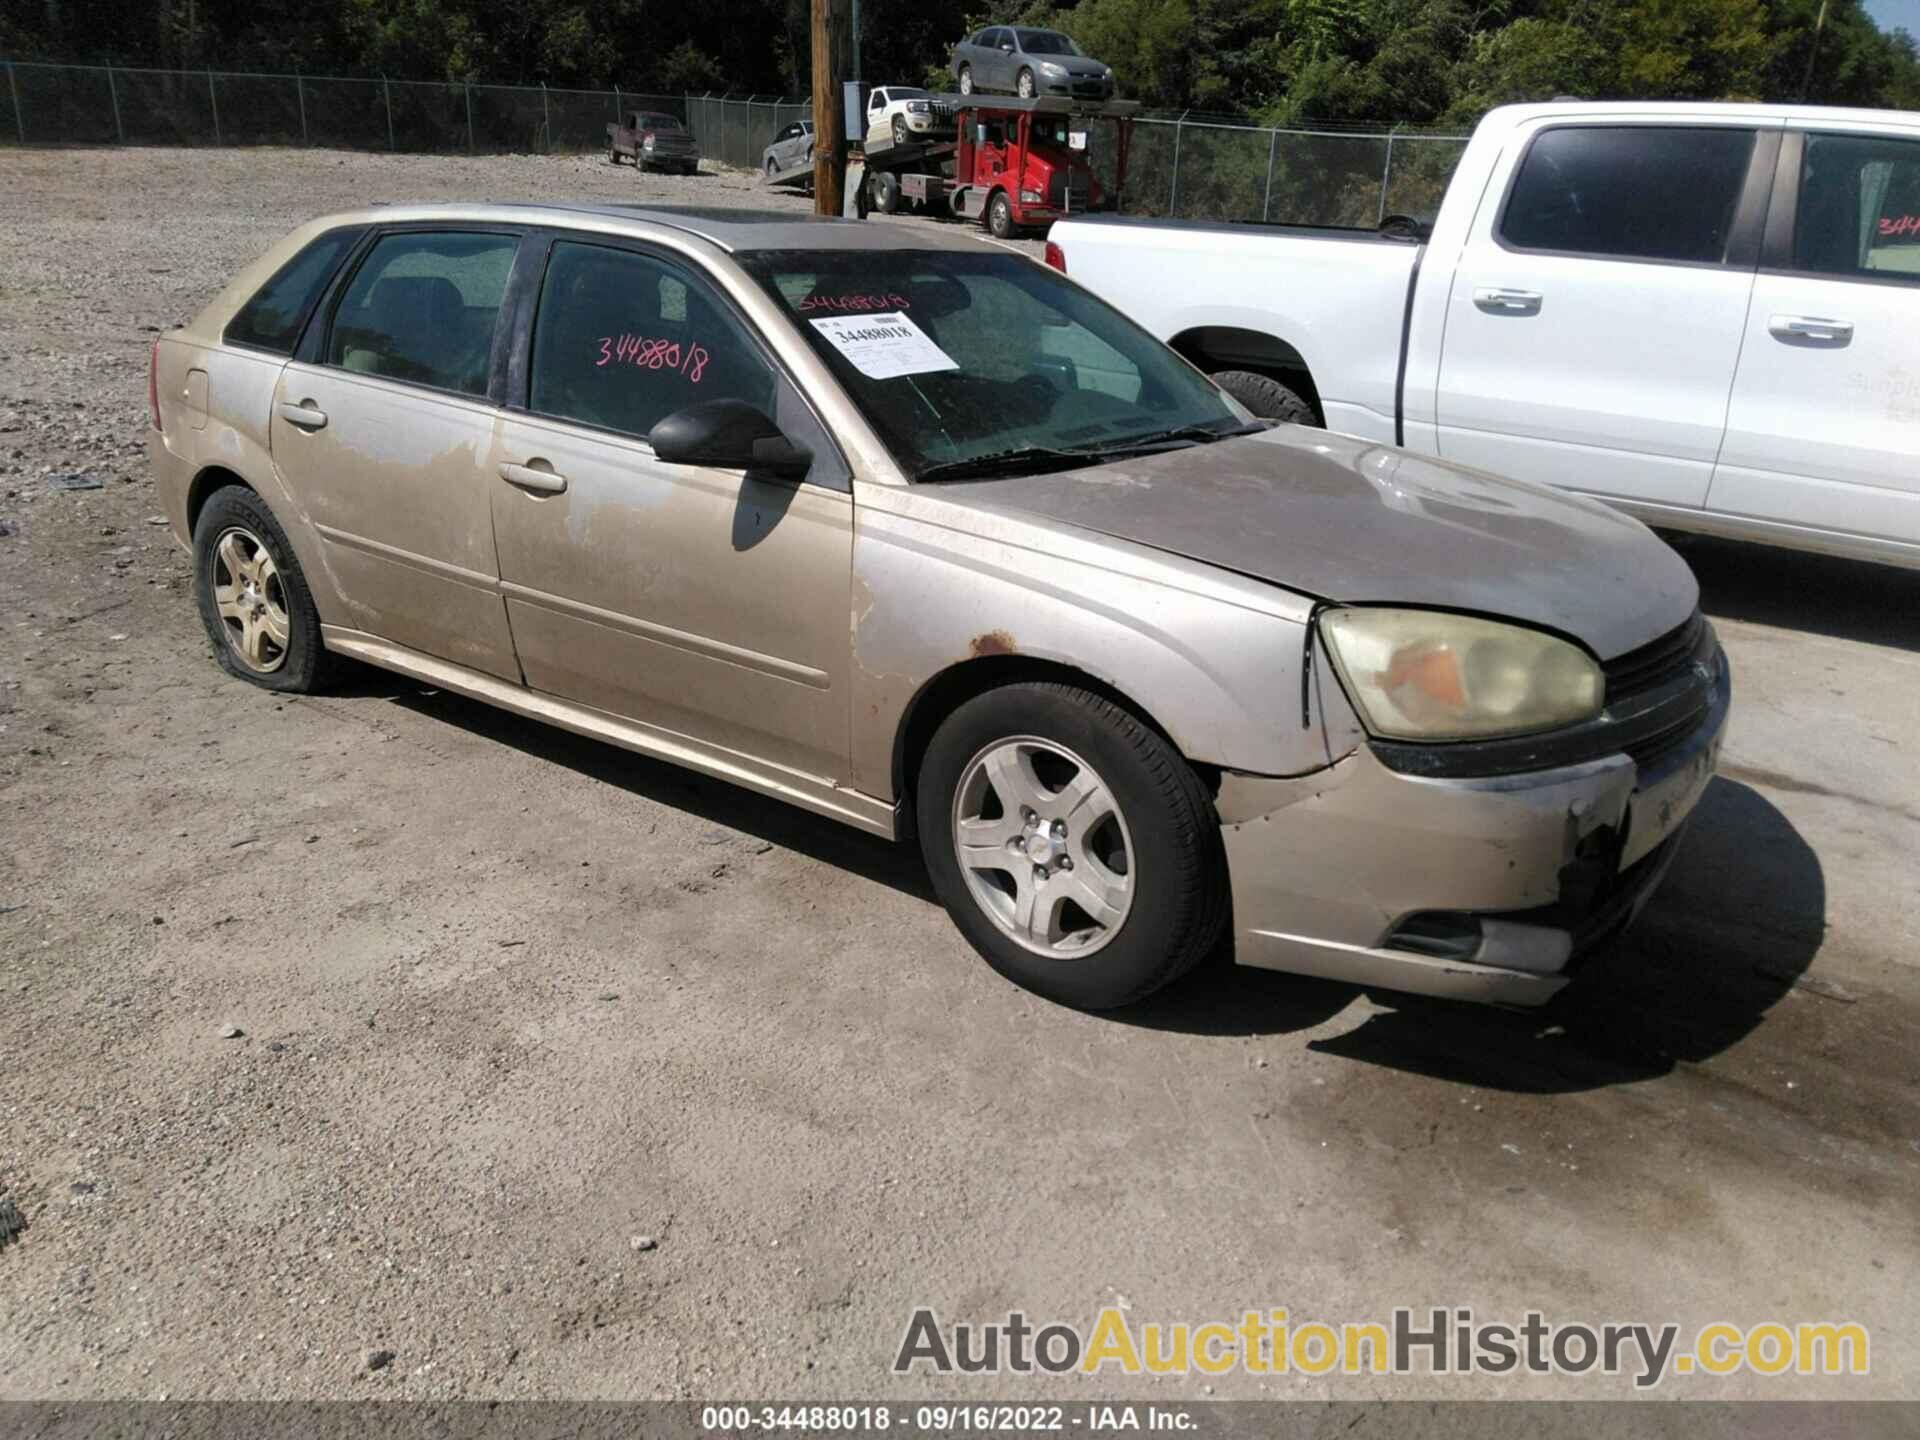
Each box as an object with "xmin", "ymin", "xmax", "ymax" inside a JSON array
[{"xmin": 848, "ymin": 483, "xmax": 1330, "ymax": 802}]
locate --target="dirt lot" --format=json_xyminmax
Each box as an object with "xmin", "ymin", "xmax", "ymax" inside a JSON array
[{"xmin": 1, "ymin": 145, "xmax": 1917, "ymax": 1404}]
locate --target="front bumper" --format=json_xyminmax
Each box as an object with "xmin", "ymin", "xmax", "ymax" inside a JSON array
[{"xmin": 1219, "ymin": 645, "xmax": 1731, "ymax": 1006}]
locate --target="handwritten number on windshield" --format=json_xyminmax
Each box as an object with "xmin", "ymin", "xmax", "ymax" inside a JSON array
[{"xmin": 595, "ymin": 333, "xmax": 710, "ymax": 383}]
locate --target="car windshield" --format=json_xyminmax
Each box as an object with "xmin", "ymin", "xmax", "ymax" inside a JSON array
[
  {"xmin": 890, "ymin": 87, "xmax": 930, "ymax": 99},
  {"xmin": 640, "ymin": 113, "xmax": 682, "ymax": 130},
  {"xmin": 741, "ymin": 249, "xmax": 1247, "ymax": 481},
  {"xmin": 1019, "ymin": 31, "xmax": 1082, "ymax": 55}
]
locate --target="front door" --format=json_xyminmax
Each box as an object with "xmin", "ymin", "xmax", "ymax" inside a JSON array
[
  {"xmin": 488, "ymin": 237, "xmax": 854, "ymax": 783},
  {"xmin": 1435, "ymin": 122, "xmax": 1770, "ymax": 511},
  {"xmin": 269, "ymin": 227, "xmax": 523, "ymax": 679},
  {"xmin": 1711, "ymin": 124, "xmax": 1920, "ymax": 555}
]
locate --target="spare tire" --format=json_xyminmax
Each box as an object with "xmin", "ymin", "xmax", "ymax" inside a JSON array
[{"xmin": 1211, "ymin": 370, "xmax": 1317, "ymax": 426}]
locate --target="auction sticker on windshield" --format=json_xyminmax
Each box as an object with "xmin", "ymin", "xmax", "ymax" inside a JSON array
[{"xmin": 809, "ymin": 311, "xmax": 958, "ymax": 380}]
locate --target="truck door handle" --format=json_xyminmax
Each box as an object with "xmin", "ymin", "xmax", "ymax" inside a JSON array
[
  {"xmin": 1769, "ymin": 314, "xmax": 1853, "ymax": 345},
  {"xmin": 276, "ymin": 401, "xmax": 328, "ymax": 430},
  {"xmin": 498, "ymin": 461, "xmax": 568, "ymax": 494},
  {"xmin": 1473, "ymin": 287, "xmax": 1543, "ymax": 315}
]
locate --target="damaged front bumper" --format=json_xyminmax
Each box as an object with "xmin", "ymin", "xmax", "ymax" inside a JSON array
[{"xmin": 1218, "ymin": 645, "xmax": 1731, "ymax": 1006}]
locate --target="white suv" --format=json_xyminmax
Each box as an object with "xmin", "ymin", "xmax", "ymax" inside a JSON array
[{"xmin": 865, "ymin": 87, "xmax": 955, "ymax": 150}]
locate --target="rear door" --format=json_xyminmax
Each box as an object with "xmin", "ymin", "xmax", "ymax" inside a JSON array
[
  {"xmin": 1710, "ymin": 123, "xmax": 1920, "ymax": 558},
  {"xmin": 488, "ymin": 236, "xmax": 854, "ymax": 782},
  {"xmin": 1435, "ymin": 121, "xmax": 1776, "ymax": 511},
  {"xmin": 269, "ymin": 226, "xmax": 524, "ymax": 678}
]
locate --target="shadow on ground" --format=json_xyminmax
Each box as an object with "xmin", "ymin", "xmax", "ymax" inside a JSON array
[
  {"xmin": 1119, "ymin": 779, "xmax": 1826, "ymax": 1095},
  {"xmin": 1672, "ymin": 532, "xmax": 1919, "ymax": 653},
  {"xmin": 379, "ymin": 681, "xmax": 937, "ymax": 903},
  {"xmin": 369, "ymin": 676, "xmax": 1823, "ymax": 1097}
]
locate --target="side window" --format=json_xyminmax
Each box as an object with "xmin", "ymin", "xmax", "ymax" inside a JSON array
[
  {"xmin": 327, "ymin": 231, "xmax": 518, "ymax": 397},
  {"xmin": 529, "ymin": 240, "xmax": 776, "ymax": 441},
  {"xmin": 225, "ymin": 229, "xmax": 358, "ymax": 354},
  {"xmin": 1795, "ymin": 132, "xmax": 1920, "ymax": 280},
  {"xmin": 1500, "ymin": 126, "xmax": 1756, "ymax": 264}
]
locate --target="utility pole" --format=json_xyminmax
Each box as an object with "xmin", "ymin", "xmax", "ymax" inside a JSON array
[
  {"xmin": 810, "ymin": 0, "xmax": 850, "ymax": 215},
  {"xmin": 1799, "ymin": 0, "xmax": 1830, "ymax": 101}
]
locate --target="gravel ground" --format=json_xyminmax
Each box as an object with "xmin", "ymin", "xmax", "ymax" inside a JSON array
[{"xmin": 0, "ymin": 145, "xmax": 1916, "ymax": 1405}]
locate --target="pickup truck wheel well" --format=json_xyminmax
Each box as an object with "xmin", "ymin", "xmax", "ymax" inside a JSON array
[
  {"xmin": 891, "ymin": 655, "xmax": 1216, "ymax": 841},
  {"xmin": 1168, "ymin": 327, "xmax": 1322, "ymax": 423},
  {"xmin": 186, "ymin": 465, "xmax": 254, "ymax": 537}
]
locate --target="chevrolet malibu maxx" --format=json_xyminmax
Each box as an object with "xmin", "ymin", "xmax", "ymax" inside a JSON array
[{"xmin": 148, "ymin": 205, "xmax": 1730, "ymax": 1010}]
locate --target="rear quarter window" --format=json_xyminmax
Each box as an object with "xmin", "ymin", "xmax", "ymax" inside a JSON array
[{"xmin": 224, "ymin": 229, "xmax": 361, "ymax": 354}]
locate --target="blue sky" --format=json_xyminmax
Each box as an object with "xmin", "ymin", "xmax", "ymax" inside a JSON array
[{"xmin": 1865, "ymin": 0, "xmax": 1919, "ymax": 35}]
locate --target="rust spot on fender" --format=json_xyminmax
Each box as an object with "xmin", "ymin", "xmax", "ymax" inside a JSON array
[{"xmin": 970, "ymin": 630, "xmax": 1017, "ymax": 658}]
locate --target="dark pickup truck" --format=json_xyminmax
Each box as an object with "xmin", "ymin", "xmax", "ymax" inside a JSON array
[{"xmin": 607, "ymin": 110, "xmax": 702, "ymax": 175}]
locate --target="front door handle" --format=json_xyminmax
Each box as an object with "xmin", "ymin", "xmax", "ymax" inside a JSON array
[
  {"xmin": 1769, "ymin": 314, "xmax": 1853, "ymax": 345},
  {"xmin": 498, "ymin": 461, "xmax": 568, "ymax": 494},
  {"xmin": 276, "ymin": 401, "xmax": 328, "ymax": 430},
  {"xmin": 1473, "ymin": 286, "xmax": 1543, "ymax": 316}
]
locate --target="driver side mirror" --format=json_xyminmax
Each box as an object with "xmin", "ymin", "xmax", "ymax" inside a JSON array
[{"xmin": 649, "ymin": 400, "xmax": 813, "ymax": 480}]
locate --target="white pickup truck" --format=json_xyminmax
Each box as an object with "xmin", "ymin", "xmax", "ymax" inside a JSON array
[{"xmin": 1049, "ymin": 101, "xmax": 1920, "ymax": 570}]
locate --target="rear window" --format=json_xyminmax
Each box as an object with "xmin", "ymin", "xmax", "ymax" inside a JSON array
[
  {"xmin": 224, "ymin": 229, "xmax": 360, "ymax": 354},
  {"xmin": 1500, "ymin": 126, "xmax": 1756, "ymax": 264}
]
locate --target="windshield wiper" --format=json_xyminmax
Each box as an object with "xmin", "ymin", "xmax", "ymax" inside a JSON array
[
  {"xmin": 1080, "ymin": 420, "xmax": 1266, "ymax": 455},
  {"xmin": 915, "ymin": 446, "xmax": 1107, "ymax": 483}
]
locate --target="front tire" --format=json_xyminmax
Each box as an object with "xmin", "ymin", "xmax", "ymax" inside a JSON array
[
  {"xmin": 1211, "ymin": 370, "xmax": 1317, "ymax": 426},
  {"xmin": 871, "ymin": 171, "xmax": 900, "ymax": 214},
  {"xmin": 1017, "ymin": 68, "xmax": 1037, "ymax": 98},
  {"xmin": 987, "ymin": 190, "xmax": 1015, "ymax": 239},
  {"xmin": 891, "ymin": 116, "xmax": 909, "ymax": 148},
  {"xmin": 917, "ymin": 683, "xmax": 1228, "ymax": 1009},
  {"xmin": 192, "ymin": 485, "xmax": 335, "ymax": 693},
  {"xmin": 958, "ymin": 65, "xmax": 974, "ymax": 95}
]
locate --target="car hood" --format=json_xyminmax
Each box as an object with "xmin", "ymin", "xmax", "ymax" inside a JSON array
[{"xmin": 931, "ymin": 426, "xmax": 1698, "ymax": 661}]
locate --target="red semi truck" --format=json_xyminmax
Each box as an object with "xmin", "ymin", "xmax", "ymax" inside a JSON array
[{"xmin": 860, "ymin": 95, "xmax": 1138, "ymax": 239}]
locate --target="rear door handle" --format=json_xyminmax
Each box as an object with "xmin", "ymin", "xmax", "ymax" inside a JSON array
[
  {"xmin": 1769, "ymin": 314, "xmax": 1853, "ymax": 345},
  {"xmin": 498, "ymin": 461, "xmax": 568, "ymax": 494},
  {"xmin": 276, "ymin": 401, "xmax": 328, "ymax": 430},
  {"xmin": 1473, "ymin": 287, "xmax": 1543, "ymax": 315}
]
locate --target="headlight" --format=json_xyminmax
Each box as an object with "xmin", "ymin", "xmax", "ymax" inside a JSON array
[
  {"xmin": 1318, "ymin": 607, "xmax": 1602, "ymax": 742},
  {"xmin": 1040, "ymin": 62, "xmax": 1066, "ymax": 74},
  {"xmin": 908, "ymin": 100, "xmax": 929, "ymax": 114}
]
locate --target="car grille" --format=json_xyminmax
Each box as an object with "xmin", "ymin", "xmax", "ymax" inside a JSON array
[
  {"xmin": 1604, "ymin": 608, "xmax": 1707, "ymax": 702},
  {"xmin": 1603, "ymin": 609, "xmax": 1716, "ymax": 769}
]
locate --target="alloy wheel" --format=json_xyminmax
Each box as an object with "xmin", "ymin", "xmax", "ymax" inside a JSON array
[
  {"xmin": 208, "ymin": 525, "xmax": 290, "ymax": 673},
  {"xmin": 950, "ymin": 736, "xmax": 1135, "ymax": 957}
]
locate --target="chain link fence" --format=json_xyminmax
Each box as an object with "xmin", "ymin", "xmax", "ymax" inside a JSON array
[
  {"xmin": 684, "ymin": 94, "xmax": 811, "ymax": 172},
  {"xmin": 2, "ymin": 61, "xmax": 1466, "ymax": 226},
  {"xmin": 0, "ymin": 60, "xmax": 682, "ymax": 154}
]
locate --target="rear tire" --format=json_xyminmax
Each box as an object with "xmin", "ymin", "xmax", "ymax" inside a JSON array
[
  {"xmin": 192, "ymin": 485, "xmax": 336, "ymax": 694},
  {"xmin": 1211, "ymin": 370, "xmax": 1318, "ymax": 426},
  {"xmin": 607, "ymin": 146, "xmax": 621, "ymax": 165},
  {"xmin": 871, "ymin": 171, "xmax": 900, "ymax": 214},
  {"xmin": 987, "ymin": 190, "xmax": 1015, "ymax": 239},
  {"xmin": 917, "ymin": 682, "xmax": 1228, "ymax": 1010}
]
